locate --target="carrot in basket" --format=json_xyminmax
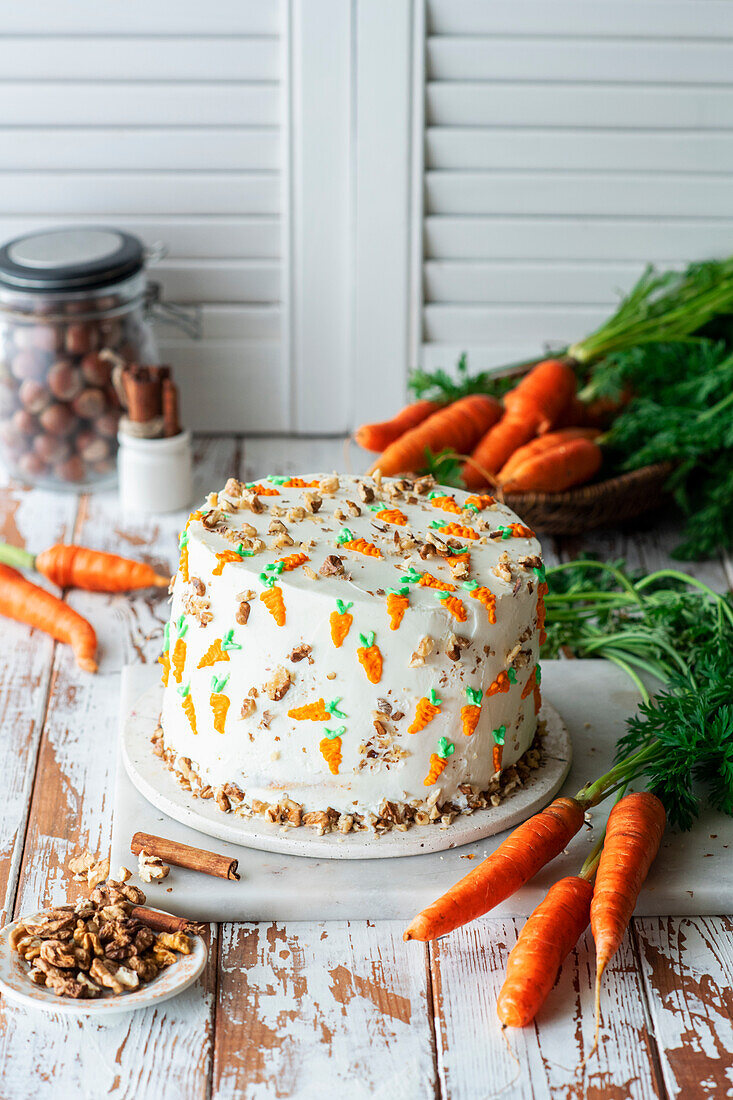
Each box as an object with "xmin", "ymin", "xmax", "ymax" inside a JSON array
[
  {"xmin": 500, "ymin": 438, "xmax": 603, "ymax": 494},
  {"xmin": 0, "ymin": 562, "xmax": 98, "ymax": 672},
  {"xmin": 498, "ymin": 428, "xmax": 600, "ymax": 483},
  {"xmin": 355, "ymin": 399, "xmax": 443, "ymax": 453},
  {"xmin": 461, "ymin": 416, "xmax": 537, "ymax": 489},
  {"xmin": 403, "ymin": 796, "xmax": 585, "ymax": 941},
  {"xmin": 369, "ymin": 394, "xmax": 502, "ymax": 477},
  {"xmin": 0, "ymin": 541, "xmax": 171, "ymax": 593},
  {"xmin": 497, "ymin": 875, "xmax": 594, "ymax": 1028},
  {"xmin": 591, "ymin": 793, "xmax": 665, "ymax": 1030}
]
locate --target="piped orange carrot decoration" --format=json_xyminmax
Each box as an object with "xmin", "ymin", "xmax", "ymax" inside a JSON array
[
  {"xmin": 464, "ymin": 494, "xmax": 495, "ymax": 511},
  {"xmin": 177, "ymin": 682, "xmax": 197, "ymax": 734},
  {"xmin": 171, "ymin": 616, "xmax": 188, "ymax": 683},
  {"xmin": 386, "ymin": 586, "xmax": 409, "ymax": 630},
  {"xmin": 461, "ymin": 687, "xmax": 482, "ymax": 737},
  {"xmin": 430, "ymin": 521, "xmax": 480, "ymax": 542},
  {"xmin": 210, "ymin": 673, "xmax": 230, "ymax": 734},
  {"xmin": 493, "ymin": 523, "xmax": 535, "ymax": 541},
  {"xmin": 245, "ymin": 482, "xmax": 280, "ymax": 496},
  {"xmin": 0, "ymin": 541, "xmax": 170, "ymax": 592},
  {"xmin": 417, "ymin": 570, "xmax": 455, "ymax": 592},
  {"xmin": 487, "ymin": 668, "xmax": 516, "ymax": 696},
  {"xmin": 429, "ymin": 492, "xmax": 462, "ymax": 515},
  {"xmin": 213, "ymin": 544, "xmax": 250, "ymax": 576},
  {"xmin": 0, "ymin": 562, "xmax": 98, "ymax": 672},
  {"xmin": 375, "ymin": 508, "xmax": 407, "ymax": 526},
  {"xmin": 521, "ymin": 665, "xmax": 539, "ymax": 699},
  {"xmin": 408, "ymin": 689, "xmax": 442, "ymax": 734},
  {"xmin": 289, "ymin": 698, "xmax": 331, "ymax": 721},
  {"xmin": 320, "ymin": 727, "xmax": 345, "ymax": 774},
  {"xmin": 497, "ymin": 874, "xmax": 594, "ymax": 1028},
  {"xmin": 357, "ymin": 631, "xmax": 383, "ymax": 683},
  {"xmin": 446, "ymin": 550, "xmax": 471, "ymax": 575},
  {"xmin": 336, "ymin": 529, "xmax": 382, "ymax": 558},
  {"xmin": 591, "ymin": 792, "xmax": 666, "ymax": 1038},
  {"xmin": 159, "ymin": 621, "xmax": 171, "ymax": 686},
  {"xmin": 462, "ymin": 580, "xmax": 496, "ymax": 622},
  {"xmin": 178, "ymin": 528, "xmax": 190, "ymax": 583},
  {"xmin": 435, "ymin": 589, "xmax": 467, "ymax": 623},
  {"xmin": 424, "ymin": 737, "xmax": 455, "ymax": 786},
  {"xmin": 277, "ymin": 552, "xmax": 310, "ymax": 571},
  {"xmin": 330, "ymin": 599, "xmax": 353, "ymax": 646},
  {"xmin": 492, "ymin": 724, "xmax": 506, "ymax": 773},
  {"xmin": 403, "ymin": 796, "xmax": 585, "ymax": 941},
  {"xmin": 282, "ymin": 477, "xmax": 319, "ymax": 488},
  {"xmin": 369, "ymin": 393, "xmax": 502, "ymax": 477},
  {"xmin": 260, "ymin": 584, "xmax": 286, "ymax": 626},
  {"xmin": 355, "ymin": 398, "xmax": 443, "ymax": 452},
  {"xmin": 197, "ymin": 629, "xmax": 241, "ymax": 669}
]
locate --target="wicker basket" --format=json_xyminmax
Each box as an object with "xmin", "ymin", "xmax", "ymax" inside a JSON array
[{"xmin": 502, "ymin": 462, "xmax": 674, "ymax": 536}]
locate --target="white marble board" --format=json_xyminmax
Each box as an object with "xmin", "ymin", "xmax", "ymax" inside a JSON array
[{"xmin": 110, "ymin": 661, "xmax": 733, "ymax": 920}]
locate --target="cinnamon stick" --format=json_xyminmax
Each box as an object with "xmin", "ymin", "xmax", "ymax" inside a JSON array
[
  {"xmin": 161, "ymin": 376, "xmax": 181, "ymax": 437},
  {"xmin": 131, "ymin": 831, "xmax": 240, "ymax": 881},
  {"xmin": 130, "ymin": 905, "xmax": 205, "ymax": 935}
]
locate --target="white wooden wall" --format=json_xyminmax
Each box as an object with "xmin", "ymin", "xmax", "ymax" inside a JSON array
[
  {"xmin": 417, "ymin": 0, "xmax": 733, "ymax": 373},
  {"xmin": 2, "ymin": 1, "xmax": 732, "ymax": 431}
]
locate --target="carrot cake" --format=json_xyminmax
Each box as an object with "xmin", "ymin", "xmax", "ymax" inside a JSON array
[{"xmin": 156, "ymin": 473, "xmax": 546, "ymax": 832}]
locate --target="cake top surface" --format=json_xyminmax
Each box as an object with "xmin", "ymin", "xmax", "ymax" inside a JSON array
[{"xmin": 183, "ymin": 472, "xmax": 543, "ymax": 604}]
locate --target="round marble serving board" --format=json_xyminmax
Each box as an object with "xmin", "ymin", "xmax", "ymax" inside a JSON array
[
  {"xmin": 122, "ymin": 683, "xmax": 572, "ymax": 860},
  {"xmin": 0, "ymin": 918, "xmax": 207, "ymax": 1016}
]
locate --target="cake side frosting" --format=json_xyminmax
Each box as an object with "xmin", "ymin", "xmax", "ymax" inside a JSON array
[{"xmin": 158, "ymin": 473, "xmax": 545, "ymax": 829}]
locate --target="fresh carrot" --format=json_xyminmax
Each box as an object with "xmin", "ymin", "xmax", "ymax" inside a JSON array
[
  {"xmin": 369, "ymin": 394, "xmax": 502, "ymax": 477},
  {"xmin": 0, "ymin": 541, "xmax": 170, "ymax": 592},
  {"xmin": 403, "ymin": 796, "xmax": 585, "ymax": 941},
  {"xmin": 500, "ymin": 438, "xmax": 603, "ymax": 494},
  {"xmin": 498, "ymin": 428, "xmax": 600, "ymax": 482},
  {"xmin": 503, "ymin": 359, "xmax": 577, "ymax": 430},
  {"xmin": 461, "ymin": 416, "xmax": 538, "ymax": 489},
  {"xmin": 497, "ymin": 875, "xmax": 594, "ymax": 1028},
  {"xmin": 355, "ymin": 399, "xmax": 443, "ymax": 452},
  {"xmin": 0, "ymin": 562, "xmax": 98, "ymax": 672},
  {"xmin": 591, "ymin": 793, "xmax": 666, "ymax": 1011}
]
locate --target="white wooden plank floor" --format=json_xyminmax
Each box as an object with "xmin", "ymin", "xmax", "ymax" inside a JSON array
[{"xmin": 0, "ymin": 434, "xmax": 731, "ymax": 1100}]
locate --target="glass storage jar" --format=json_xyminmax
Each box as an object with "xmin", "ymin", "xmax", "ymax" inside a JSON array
[{"xmin": 0, "ymin": 226, "xmax": 175, "ymax": 490}]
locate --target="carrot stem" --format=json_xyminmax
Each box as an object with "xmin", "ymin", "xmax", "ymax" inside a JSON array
[{"xmin": 0, "ymin": 541, "xmax": 35, "ymax": 573}]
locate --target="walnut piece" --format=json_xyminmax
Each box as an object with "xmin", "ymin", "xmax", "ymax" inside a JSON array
[
  {"xmin": 241, "ymin": 696, "xmax": 257, "ymax": 719},
  {"xmin": 264, "ymin": 665, "xmax": 292, "ymax": 701},
  {"xmin": 320, "ymin": 554, "xmax": 344, "ymax": 576},
  {"xmin": 236, "ymin": 600, "xmax": 251, "ymax": 625},
  {"xmin": 303, "ymin": 492, "xmax": 322, "ymax": 514},
  {"xmin": 409, "ymin": 635, "xmax": 435, "ymax": 668},
  {"xmin": 137, "ymin": 850, "xmax": 170, "ymax": 884}
]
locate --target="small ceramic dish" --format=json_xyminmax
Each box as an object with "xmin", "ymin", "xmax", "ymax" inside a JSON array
[{"xmin": 0, "ymin": 916, "xmax": 207, "ymax": 1015}]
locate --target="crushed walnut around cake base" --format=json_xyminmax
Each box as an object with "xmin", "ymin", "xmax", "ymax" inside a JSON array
[{"xmin": 151, "ymin": 720, "xmax": 546, "ymax": 836}]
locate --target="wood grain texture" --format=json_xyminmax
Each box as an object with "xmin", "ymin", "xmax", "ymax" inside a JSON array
[{"xmin": 213, "ymin": 921, "xmax": 436, "ymax": 1099}]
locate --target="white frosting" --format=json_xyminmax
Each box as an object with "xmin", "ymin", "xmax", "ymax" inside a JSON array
[{"xmin": 159, "ymin": 474, "xmax": 544, "ymax": 819}]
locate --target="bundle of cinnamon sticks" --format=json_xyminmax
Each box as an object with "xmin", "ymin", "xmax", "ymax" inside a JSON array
[{"xmin": 119, "ymin": 363, "xmax": 181, "ymax": 439}]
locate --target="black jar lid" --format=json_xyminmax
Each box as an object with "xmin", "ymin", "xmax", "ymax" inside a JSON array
[{"xmin": 0, "ymin": 226, "xmax": 145, "ymax": 293}]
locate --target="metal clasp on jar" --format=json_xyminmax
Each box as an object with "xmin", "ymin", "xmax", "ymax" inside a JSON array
[{"xmin": 144, "ymin": 281, "xmax": 202, "ymax": 341}]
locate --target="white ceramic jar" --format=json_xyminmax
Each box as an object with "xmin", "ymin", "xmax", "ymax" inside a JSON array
[{"xmin": 118, "ymin": 429, "xmax": 193, "ymax": 514}]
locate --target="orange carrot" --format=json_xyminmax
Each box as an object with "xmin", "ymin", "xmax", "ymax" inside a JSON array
[
  {"xmin": 386, "ymin": 587, "xmax": 409, "ymax": 629},
  {"xmin": 429, "ymin": 494, "xmax": 463, "ymax": 515},
  {"xmin": 338, "ymin": 535, "xmax": 382, "ymax": 558},
  {"xmin": 0, "ymin": 562, "xmax": 97, "ymax": 672},
  {"xmin": 197, "ymin": 637, "xmax": 229, "ymax": 668},
  {"xmin": 462, "ymin": 581, "xmax": 496, "ymax": 622},
  {"xmin": 503, "ymin": 359, "xmax": 577, "ymax": 429},
  {"xmin": 497, "ymin": 876, "xmax": 594, "ymax": 1028},
  {"xmin": 288, "ymin": 699, "xmax": 331, "ymax": 721},
  {"xmin": 461, "ymin": 687, "xmax": 482, "ymax": 736},
  {"xmin": 355, "ymin": 399, "xmax": 443, "ymax": 452},
  {"xmin": 436, "ymin": 591, "xmax": 467, "ymax": 622},
  {"xmin": 357, "ymin": 631, "xmax": 382, "ymax": 683},
  {"xmin": 591, "ymin": 793, "xmax": 665, "ymax": 1006},
  {"xmin": 320, "ymin": 728, "xmax": 344, "ymax": 774},
  {"xmin": 418, "ymin": 571, "xmax": 456, "ymax": 592},
  {"xmin": 464, "ymin": 494, "xmax": 495, "ymax": 511},
  {"xmin": 501, "ymin": 438, "xmax": 603, "ymax": 494},
  {"xmin": 375, "ymin": 508, "xmax": 408, "ymax": 526},
  {"xmin": 178, "ymin": 529, "xmax": 190, "ymax": 583},
  {"xmin": 462, "ymin": 416, "xmax": 538, "ymax": 489},
  {"xmin": 260, "ymin": 585, "xmax": 286, "ymax": 625},
  {"xmin": 12, "ymin": 543, "xmax": 171, "ymax": 592},
  {"xmin": 158, "ymin": 650, "xmax": 170, "ymax": 687},
  {"xmin": 246, "ymin": 483, "xmax": 280, "ymax": 496},
  {"xmin": 369, "ymin": 394, "xmax": 502, "ymax": 477},
  {"xmin": 492, "ymin": 724, "xmax": 506, "ymax": 773},
  {"xmin": 487, "ymin": 669, "xmax": 516, "ymax": 696},
  {"xmin": 521, "ymin": 666, "xmax": 538, "ymax": 700},
  {"xmin": 213, "ymin": 549, "xmax": 244, "ymax": 576},
  {"xmin": 403, "ymin": 797, "xmax": 585, "ymax": 941},
  {"xmin": 178, "ymin": 684, "xmax": 197, "ymax": 734},
  {"xmin": 210, "ymin": 673, "xmax": 230, "ymax": 734},
  {"xmin": 171, "ymin": 616, "xmax": 188, "ymax": 683},
  {"xmin": 277, "ymin": 552, "xmax": 310, "ymax": 571},
  {"xmin": 283, "ymin": 477, "xmax": 319, "ymax": 488},
  {"xmin": 431, "ymin": 522, "xmax": 480, "ymax": 541},
  {"xmin": 424, "ymin": 737, "xmax": 455, "ymax": 786},
  {"xmin": 498, "ymin": 428, "xmax": 600, "ymax": 483},
  {"xmin": 408, "ymin": 689, "xmax": 442, "ymax": 734},
  {"xmin": 329, "ymin": 599, "xmax": 353, "ymax": 646}
]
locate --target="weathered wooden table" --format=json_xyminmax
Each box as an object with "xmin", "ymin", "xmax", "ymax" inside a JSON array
[{"xmin": 1, "ymin": 435, "xmax": 731, "ymax": 1100}]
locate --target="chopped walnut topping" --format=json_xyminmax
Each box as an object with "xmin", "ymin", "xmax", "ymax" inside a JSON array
[
  {"xmin": 247, "ymin": 494, "xmax": 267, "ymax": 515},
  {"xmin": 287, "ymin": 506, "xmax": 306, "ymax": 522},
  {"xmin": 345, "ymin": 500, "xmax": 362, "ymax": 517},
  {"xmin": 289, "ymin": 644, "xmax": 312, "ymax": 663},
  {"xmin": 259, "ymin": 710, "xmax": 274, "ymax": 729},
  {"xmin": 409, "ymin": 635, "xmax": 435, "ymax": 668},
  {"xmin": 302, "ymin": 565, "xmax": 318, "ymax": 581},
  {"xmin": 304, "ymin": 492, "xmax": 322, "ymax": 514},
  {"xmin": 303, "ymin": 810, "xmax": 330, "ymax": 835},
  {"xmin": 357, "ymin": 481, "xmax": 375, "ymax": 503},
  {"xmin": 268, "ymin": 518, "xmax": 288, "ymax": 535},
  {"xmin": 493, "ymin": 552, "xmax": 514, "ymax": 584},
  {"xmin": 419, "ymin": 542, "xmax": 437, "ymax": 560},
  {"xmin": 264, "ymin": 665, "xmax": 292, "ymax": 701},
  {"xmin": 116, "ymin": 866, "xmax": 132, "ymax": 884},
  {"xmin": 69, "ymin": 853, "xmax": 110, "ymax": 890},
  {"xmin": 224, "ymin": 477, "xmax": 245, "ymax": 499},
  {"xmin": 269, "ymin": 504, "xmax": 286, "ymax": 517},
  {"xmin": 190, "ymin": 577, "xmax": 206, "ymax": 596},
  {"xmin": 320, "ymin": 554, "xmax": 344, "ymax": 576},
  {"xmin": 236, "ymin": 600, "xmax": 251, "ymax": 625},
  {"xmin": 202, "ymin": 509, "xmax": 225, "ymax": 530},
  {"xmin": 272, "ymin": 532, "xmax": 295, "ymax": 549},
  {"xmin": 183, "ymin": 593, "xmax": 213, "ymax": 627},
  {"xmin": 241, "ymin": 697, "xmax": 257, "ymax": 719},
  {"xmin": 137, "ymin": 850, "xmax": 170, "ymax": 884},
  {"xmin": 413, "ymin": 475, "xmax": 435, "ymax": 494},
  {"xmin": 216, "ymin": 787, "xmax": 232, "ymax": 813},
  {"xmin": 319, "ymin": 474, "xmax": 339, "ymax": 494},
  {"xmin": 445, "ymin": 633, "xmax": 471, "ymax": 661}
]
